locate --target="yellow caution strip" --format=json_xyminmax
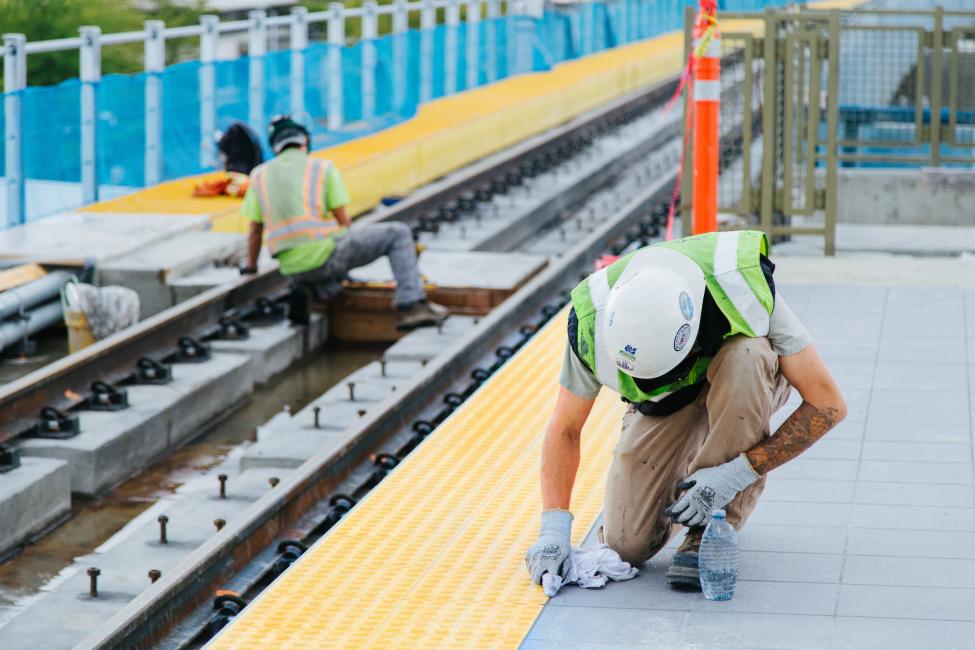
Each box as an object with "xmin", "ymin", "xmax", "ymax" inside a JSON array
[
  {"xmin": 81, "ymin": 32, "xmax": 684, "ymax": 233},
  {"xmin": 210, "ymin": 310, "xmax": 624, "ymax": 649}
]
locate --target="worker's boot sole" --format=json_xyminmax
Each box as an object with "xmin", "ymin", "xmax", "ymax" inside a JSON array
[{"xmin": 665, "ymin": 527, "xmax": 704, "ymax": 591}]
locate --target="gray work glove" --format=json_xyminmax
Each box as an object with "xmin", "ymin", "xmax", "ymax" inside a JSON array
[
  {"xmin": 665, "ymin": 454, "xmax": 760, "ymax": 527},
  {"xmin": 525, "ymin": 509, "xmax": 573, "ymax": 585}
]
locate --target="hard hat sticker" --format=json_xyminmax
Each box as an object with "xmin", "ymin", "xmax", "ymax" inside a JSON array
[
  {"xmin": 619, "ymin": 344, "xmax": 638, "ymax": 362},
  {"xmin": 616, "ymin": 359, "xmax": 635, "ymax": 372},
  {"xmin": 679, "ymin": 291, "xmax": 694, "ymax": 320},
  {"xmin": 674, "ymin": 323, "xmax": 691, "ymax": 351}
]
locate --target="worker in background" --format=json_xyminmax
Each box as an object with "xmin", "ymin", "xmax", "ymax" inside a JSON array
[
  {"xmin": 193, "ymin": 121, "xmax": 263, "ymax": 198},
  {"xmin": 525, "ymin": 231, "xmax": 846, "ymax": 590},
  {"xmin": 240, "ymin": 115, "xmax": 449, "ymax": 331}
]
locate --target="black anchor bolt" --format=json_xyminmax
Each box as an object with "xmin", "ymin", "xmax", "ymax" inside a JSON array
[
  {"xmin": 148, "ymin": 569, "xmax": 161, "ymax": 584},
  {"xmin": 313, "ymin": 406, "xmax": 321, "ymax": 429},
  {"xmin": 218, "ymin": 474, "xmax": 227, "ymax": 499},
  {"xmin": 269, "ymin": 477, "xmax": 280, "ymax": 488},
  {"xmin": 87, "ymin": 567, "xmax": 100, "ymax": 597},
  {"xmin": 158, "ymin": 515, "xmax": 169, "ymax": 544},
  {"xmin": 347, "ymin": 382, "xmax": 356, "ymax": 401},
  {"xmin": 214, "ymin": 518, "xmax": 226, "ymax": 532}
]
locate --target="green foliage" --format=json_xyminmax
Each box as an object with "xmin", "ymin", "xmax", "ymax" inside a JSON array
[{"xmin": 0, "ymin": 0, "xmax": 203, "ymax": 87}]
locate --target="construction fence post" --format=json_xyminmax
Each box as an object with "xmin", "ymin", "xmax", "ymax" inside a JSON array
[
  {"xmin": 247, "ymin": 10, "xmax": 267, "ymax": 135},
  {"xmin": 486, "ymin": 0, "xmax": 499, "ymax": 82},
  {"xmin": 691, "ymin": 4, "xmax": 719, "ymax": 235},
  {"xmin": 79, "ymin": 25, "xmax": 101, "ymax": 205},
  {"xmin": 144, "ymin": 20, "xmax": 165, "ymax": 186},
  {"xmin": 362, "ymin": 1, "xmax": 378, "ymax": 119},
  {"xmin": 3, "ymin": 33, "xmax": 26, "ymax": 227},
  {"xmin": 393, "ymin": 0, "xmax": 409, "ymax": 110},
  {"xmin": 290, "ymin": 7, "xmax": 308, "ymax": 125},
  {"xmin": 327, "ymin": 3, "xmax": 345, "ymax": 130},
  {"xmin": 680, "ymin": 6, "xmax": 693, "ymax": 238},
  {"xmin": 445, "ymin": 0, "xmax": 460, "ymax": 95},
  {"xmin": 199, "ymin": 14, "xmax": 218, "ymax": 169},
  {"xmin": 420, "ymin": 0, "xmax": 435, "ymax": 103},
  {"xmin": 466, "ymin": 0, "xmax": 481, "ymax": 91}
]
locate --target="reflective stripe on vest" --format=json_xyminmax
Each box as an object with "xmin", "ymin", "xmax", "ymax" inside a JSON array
[
  {"xmin": 713, "ymin": 231, "xmax": 770, "ymax": 337},
  {"xmin": 255, "ymin": 158, "xmax": 337, "ymax": 256},
  {"xmin": 588, "ymin": 266, "xmax": 619, "ymax": 392}
]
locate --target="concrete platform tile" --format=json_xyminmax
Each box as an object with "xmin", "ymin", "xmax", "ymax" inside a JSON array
[
  {"xmin": 761, "ymin": 479, "xmax": 855, "ymax": 503},
  {"xmin": 738, "ymin": 525, "xmax": 848, "ymax": 555},
  {"xmin": 853, "ymin": 481, "xmax": 973, "ymax": 507},
  {"xmin": 831, "ymin": 616, "xmax": 975, "ymax": 650},
  {"xmin": 799, "ymin": 439, "xmax": 862, "ymax": 460},
  {"xmin": 863, "ymin": 420, "xmax": 968, "ymax": 444},
  {"xmin": 876, "ymin": 337, "xmax": 967, "ymax": 364},
  {"xmin": 849, "ymin": 503, "xmax": 975, "ymax": 532},
  {"xmin": 772, "ymin": 459, "xmax": 859, "ymax": 481},
  {"xmin": 843, "ymin": 555, "xmax": 975, "ymax": 589},
  {"xmin": 837, "ymin": 584, "xmax": 975, "ymax": 621},
  {"xmin": 681, "ymin": 612, "xmax": 834, "ymax": 650},
  {"xmin": 868, "ymin": 388, "xmax": 968, "ymax": 410},
  {"xmin": 847, "ymin": 528, "xmax": 975, "ymax": 560},
  {"xmin": 858, "ymin": 459, "xmax": 972, "ymax": 484},
  {"xmin": 865, "ymin": 403, "xmax": 970, "ymax": 426},
  {"xmin": 527, "ymin": 606, "xmax": 686, "ymax": 646},
  {"xmin": 861, "ymin": 440, "xmax": 971, "ymax": 463},
  {"xmin": 747, "ymin": 501, "xmax": 851, "ymax": 528}
]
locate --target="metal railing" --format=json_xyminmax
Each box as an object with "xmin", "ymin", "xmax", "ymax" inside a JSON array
[
  {"xmin": 683, "ymin": 5, "xmax": 975, "ymax": 255},
  {"xmin": 1, "ymin": 0, "xmax": 524, "ymax": 226}
]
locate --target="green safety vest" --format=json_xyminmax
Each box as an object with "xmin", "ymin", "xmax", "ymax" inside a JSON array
[
  {"xmin": 250, "ymin": 154, "xmax": 340, "ymax": 256},
  {"xmin": 569, "ymin": 230, "xmax": 775, "ymax": 407}
]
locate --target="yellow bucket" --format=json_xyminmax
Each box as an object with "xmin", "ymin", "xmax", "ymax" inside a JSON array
[
  {"xmin": 61, "ymin": 278, "xmax": 95, "ymax": 353},
  {"xmin": 64, "ymin": 308, "xmax": 96, "ymax": 354}
]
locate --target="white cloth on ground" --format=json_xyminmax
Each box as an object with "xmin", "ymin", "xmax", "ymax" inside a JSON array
[
  {"xmin": 65, "ymin": 282, "xmax": 140, "ymax": 340},
  {"xmin": 541, "ymin": 543, "xmax": 639, "ymax": 597}
]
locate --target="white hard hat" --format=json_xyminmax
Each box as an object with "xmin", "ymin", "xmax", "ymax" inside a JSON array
[{"xmin": 603, "ymin": 248, "xmax": 706, "ymax": 379}]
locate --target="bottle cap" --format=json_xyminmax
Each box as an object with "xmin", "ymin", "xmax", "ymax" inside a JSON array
[{"xmin": 712, "ymin": 509, "xmax": 726, "ymax": 519}]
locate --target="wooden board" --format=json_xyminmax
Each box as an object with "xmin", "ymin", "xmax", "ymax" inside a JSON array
[{"xmin": 0, "ymin": 263, "xmax": 46, "ymax": 292}]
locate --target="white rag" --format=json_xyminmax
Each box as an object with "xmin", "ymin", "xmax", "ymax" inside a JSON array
[
  {"xmin": 64, "ymin": 282, "xmax": 140, "ymax": 340},
  {"xmin": 541, "ymin": 543, "xmax": 639, "ymax": 597}
]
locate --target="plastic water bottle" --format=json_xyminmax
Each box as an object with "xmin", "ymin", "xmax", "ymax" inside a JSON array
[{"xmin": 698, "ymin": 509, "xmax": 740, "ymax": 601}]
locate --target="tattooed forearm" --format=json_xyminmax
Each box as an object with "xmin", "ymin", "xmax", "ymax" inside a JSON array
[{"xmin": 745, "ymin": 401, "xmax": 840, "ymax": 475}]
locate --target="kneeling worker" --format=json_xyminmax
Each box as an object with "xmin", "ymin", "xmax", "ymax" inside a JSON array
[
  {"xmin": 526, "ymin": 230, "xmax": 846, "ymax": 590},
  {"xmin": 241, "ymin": 115, "xmax": 449, "ymax": 331}
]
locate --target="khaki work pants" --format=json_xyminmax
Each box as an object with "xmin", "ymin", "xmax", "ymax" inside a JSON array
[{"xmin": 602, "ymin": 335, "xmax": 792, "ymax": 566}]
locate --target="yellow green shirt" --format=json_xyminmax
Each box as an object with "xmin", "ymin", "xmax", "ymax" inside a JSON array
[{"xmin": 241, "ymin": 149, "xmax": 351, "ymax": 275}]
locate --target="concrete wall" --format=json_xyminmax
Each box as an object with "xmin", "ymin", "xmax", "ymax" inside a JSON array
[{"xmin": 837, "ymin": 168, "xmax": 975, "ymax": 226}]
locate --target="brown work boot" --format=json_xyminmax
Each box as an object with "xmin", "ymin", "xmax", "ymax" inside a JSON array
[
  {"xmin": 665, "ymin": 526, "xmax": 705, "ymax": 591},
  {"xmin": 396, "ymin": 300, "xmax": 449, "ymax": 331}
]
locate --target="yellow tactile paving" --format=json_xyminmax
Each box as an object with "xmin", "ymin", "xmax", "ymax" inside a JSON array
[{"xmin": 209, "ymin": 309, "xmax": 625, "ymax": 649}]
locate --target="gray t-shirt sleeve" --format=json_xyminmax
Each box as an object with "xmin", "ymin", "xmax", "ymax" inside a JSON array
[
  {"xmin": 558, "ymin": 342, "xmax": 602, "ymax": 400},
  {"xmin": 767, "ymin": 294, "xmax": 812, "ymax": 356}
]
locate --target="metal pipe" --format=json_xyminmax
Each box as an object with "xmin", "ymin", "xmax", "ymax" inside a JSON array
[
  {"xmin": 0, "ymin": 272, "xmax": 70, "ymax": 321},
  {"xmin": 0, "ymin": 301, "xmax": 63, "ymax": 354}
]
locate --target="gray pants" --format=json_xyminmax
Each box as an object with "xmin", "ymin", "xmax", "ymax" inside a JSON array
[{"xmin": 291, "ymin": 222, "xmax": 426, "ymax": 308}]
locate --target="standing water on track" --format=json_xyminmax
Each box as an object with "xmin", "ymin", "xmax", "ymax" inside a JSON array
[{"xmin": 699, "ymin": 509, "xmax": 739, "ymax": 601}]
